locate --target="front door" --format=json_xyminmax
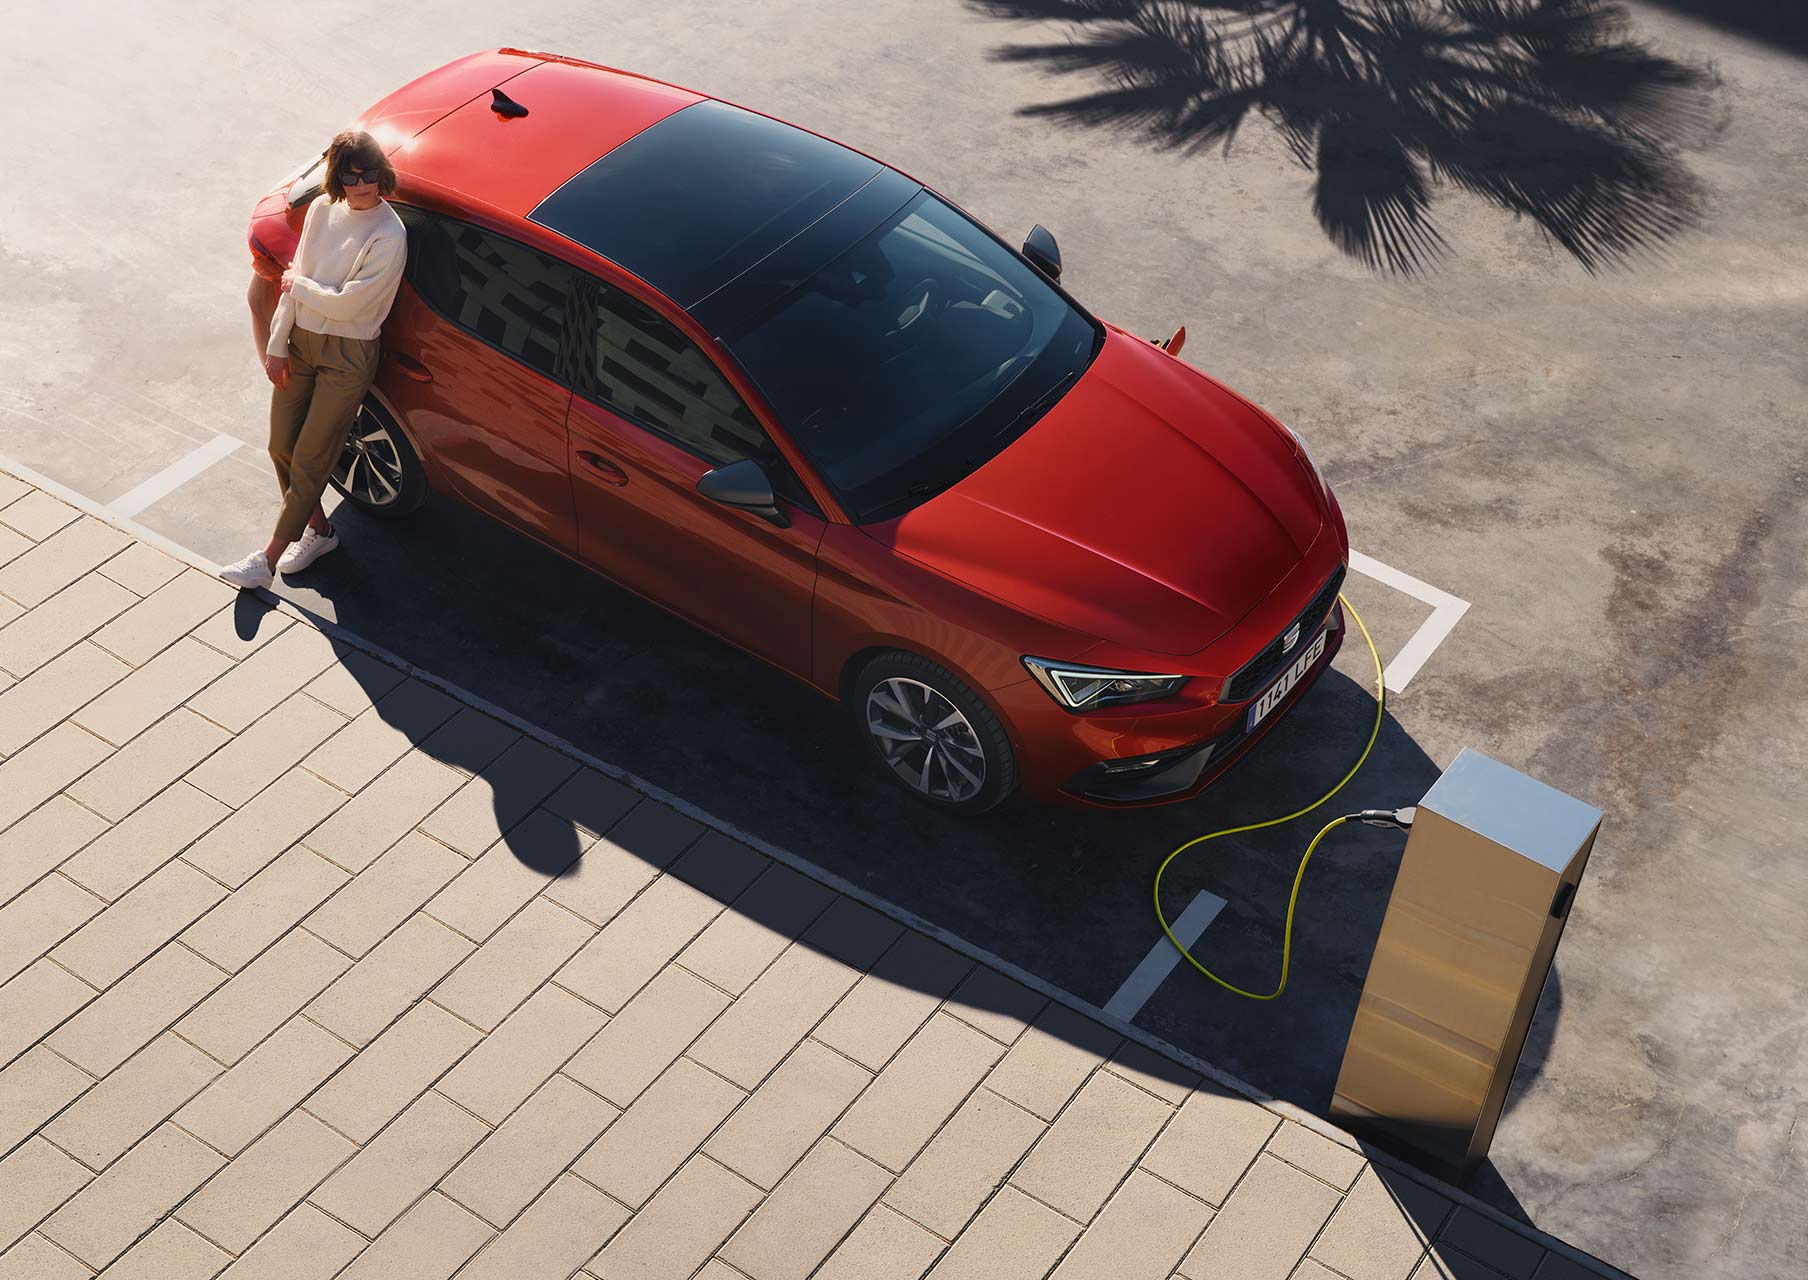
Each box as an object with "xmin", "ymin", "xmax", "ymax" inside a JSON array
[
  {"xmin": 384, "ymin": 209, "xmax": 578, "ymax": 553},
  {"xmin": 565, "ymin": 278, "xmax": 823, "ymax": 677}
]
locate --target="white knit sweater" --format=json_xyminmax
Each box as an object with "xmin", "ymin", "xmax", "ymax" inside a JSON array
[{"xmin": 266, "ymin": 197, "xmax": 407, "ymax": 358}]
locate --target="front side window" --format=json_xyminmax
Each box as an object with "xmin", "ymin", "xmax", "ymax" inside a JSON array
[
  {"xmin": 723, "ymin": 190, "xmax": 1100, "ymax": 523},
  {"xmin": 573, "ymin": 276, "xmax": 766, "ymax": 466},
  {"xmin": 572, "ymin": 276, "xmax": 816, "ymax": 513},
  {"xmin": 400, "ymin": 209, "xmax": 578, "ymax": 381}
]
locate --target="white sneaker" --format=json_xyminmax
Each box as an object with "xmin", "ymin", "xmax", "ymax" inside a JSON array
[
  {"xmin": 278, "ymin": 527, "xmax": 339, "ymax": 575},
  {"xmin": 219, "ymin": 550, "xmax": 274, "ymax": 590}
]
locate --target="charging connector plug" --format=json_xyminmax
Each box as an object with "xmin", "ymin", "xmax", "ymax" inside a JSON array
[{"xmin": 1356, "ymin": 807, "xmax": 1417, "ymax": 831}]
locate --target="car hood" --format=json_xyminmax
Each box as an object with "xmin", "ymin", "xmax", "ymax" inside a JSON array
[{"xmin": 872, "ymin": 326, "xmax": 1325, "ymax": 657}]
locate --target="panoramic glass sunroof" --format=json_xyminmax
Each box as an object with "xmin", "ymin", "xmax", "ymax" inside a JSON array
[{"xmin": 529, "ymin": 99, "xmax": 884, "ymax": 309}]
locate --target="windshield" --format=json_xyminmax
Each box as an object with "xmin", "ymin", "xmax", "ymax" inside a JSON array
[{"xmin": 723, "ymin": 191, "xmax": 1100, "ymax": 523}]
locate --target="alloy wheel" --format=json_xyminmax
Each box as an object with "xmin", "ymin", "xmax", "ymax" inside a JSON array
[
  {"xmin": 335, "ymin": 406, "xmax": 407, "ymax": 506},
  {"xmin": 864, "ymin": 676, "xmax": 988, "ymax": 803}
]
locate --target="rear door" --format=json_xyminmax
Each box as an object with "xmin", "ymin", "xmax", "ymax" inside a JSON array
[
  {"xmin": 385, "ymin": 208, "xmax": 580, "ymax": 553},
  {"xmin": 565, "ymin": 274, "xmax": 825, "ymax": 678}
]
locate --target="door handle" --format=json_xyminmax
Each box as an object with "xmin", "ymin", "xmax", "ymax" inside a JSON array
[
  {"xmin": 577, "ymin": 451, "xmax": 629, "ymax": 486},
  {"xmin": 389, "ymin": 351, "xmax": 433, "ymax": 383}
]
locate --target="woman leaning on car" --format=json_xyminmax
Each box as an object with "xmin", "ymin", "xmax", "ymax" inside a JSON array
[{"xmin": 224, "ymin": 129, "xmax": 407, "ymax": 590}]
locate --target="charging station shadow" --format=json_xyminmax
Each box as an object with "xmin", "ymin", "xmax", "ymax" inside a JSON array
[{"xmin": 254, "ymin": 496, "xmax": 1559, "ymax": 1222}]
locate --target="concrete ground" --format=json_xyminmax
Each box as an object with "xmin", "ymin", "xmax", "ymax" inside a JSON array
[{"xmin": 2, "ymin": 2, "xmax": 1805, "ymax": 1278}]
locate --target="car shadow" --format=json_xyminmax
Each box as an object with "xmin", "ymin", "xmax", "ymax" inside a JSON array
[
  {"xmin": 965, "ymin": 0, "xmax": 1719, "ymax": 273},
  {"xmin": 247, "ymin": 492, "xmax": 1564, "ymax": 1230}
]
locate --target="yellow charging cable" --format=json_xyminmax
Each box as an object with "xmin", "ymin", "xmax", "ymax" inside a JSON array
[{"xmin": 1152, "ymin": 593, "xmax": 1387, "ymax": 1000}]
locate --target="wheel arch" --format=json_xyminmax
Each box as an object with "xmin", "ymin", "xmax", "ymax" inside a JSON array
[
  {"xmin": 361, "ymin": 378, "xmax": 448, "ymax": 494},
  {"xmin": 835, "ymin": 640, "xmax": 1027, "ymax": 761},
  {"xmin": 363, "ymin": 382, "xmax": 430, "ymax": 466}
]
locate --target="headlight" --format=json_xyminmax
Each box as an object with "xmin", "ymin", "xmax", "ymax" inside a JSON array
[{"xmin": 1021, "ymin": 657, "xmax": 1188, "ymax": 710}]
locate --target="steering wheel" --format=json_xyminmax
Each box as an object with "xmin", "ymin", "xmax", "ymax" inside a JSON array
[{"xmin": 885, "ymin": 277, "xmax": 943, "ymax": 338}]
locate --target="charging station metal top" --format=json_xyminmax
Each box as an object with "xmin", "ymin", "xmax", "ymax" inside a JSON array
[{"xmin": 1331, "ymin": 748, "xmax": 1604, "ymax": 1182}]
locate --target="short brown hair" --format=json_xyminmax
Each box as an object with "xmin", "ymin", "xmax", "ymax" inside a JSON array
[{"xmin": 323, "ymin": 129, "xmax": 398, "ymax": 202}]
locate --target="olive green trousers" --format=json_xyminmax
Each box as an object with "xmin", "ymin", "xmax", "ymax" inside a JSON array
[{"xmin": 268, "ymin": 326, "xmax": 380, "ymax": 542}]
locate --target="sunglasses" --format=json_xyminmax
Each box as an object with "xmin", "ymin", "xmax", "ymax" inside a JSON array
[{"xmin": 339, "ymin": 167, "xmax": 381, "ymax": 187}]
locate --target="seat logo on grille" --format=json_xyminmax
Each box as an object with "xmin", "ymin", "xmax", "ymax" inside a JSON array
[{"xmin": 1281, "ymin": 622, "xmax": 1302, "ymax": 654}]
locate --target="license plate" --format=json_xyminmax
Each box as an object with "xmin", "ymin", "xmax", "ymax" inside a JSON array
[{"xmin": 1246, "ymin": 629, "xmax": 1328, "ymax": 731}]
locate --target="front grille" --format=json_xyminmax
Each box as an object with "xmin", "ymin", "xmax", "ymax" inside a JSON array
[{"xmin": 1222, "ymin": 564, "xmax": 1345, "ymax": 704}]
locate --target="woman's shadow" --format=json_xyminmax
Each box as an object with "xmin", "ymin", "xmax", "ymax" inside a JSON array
[{"xmin": 223, "ymin": 586, "xmax": 603, "ymax": 878}]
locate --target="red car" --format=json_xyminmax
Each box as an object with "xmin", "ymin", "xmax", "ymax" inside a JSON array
[{"xmin": 248, "ymin": 49, "xmax": 1350, "ymax": 813}]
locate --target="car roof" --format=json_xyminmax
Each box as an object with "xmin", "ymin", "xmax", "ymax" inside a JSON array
[
  {"xmin": 391, "ymin": 55, "xmax": 704, "ymax": 224},
  {"xmin": 391, "ymin": 52, "xmax": 924, "ymax": 326},
  {"xmin": 528, "ymin": 99, "xmax": 907, "ymax": 314}
]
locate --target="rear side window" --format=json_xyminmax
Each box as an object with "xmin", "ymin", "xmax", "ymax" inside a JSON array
[
  {"xmin": 398, "ymin": 208, "xmax": 580, "ymax": 382},
  {"xmin": 573, "ymin": 275, "xmax": 766, "ymax": 466}
]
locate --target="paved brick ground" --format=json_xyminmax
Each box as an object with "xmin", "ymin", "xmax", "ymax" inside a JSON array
[{"xmin": 0, "ymin": 467, "xmax": 1606, "ymax": 1280}]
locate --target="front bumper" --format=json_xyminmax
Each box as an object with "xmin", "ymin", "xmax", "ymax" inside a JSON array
[{"xmin": 998, "ymin": 607, "xmax": 1346, "ymax": 808}]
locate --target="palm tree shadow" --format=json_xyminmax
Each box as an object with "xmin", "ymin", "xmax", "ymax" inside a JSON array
[{"xmin": 968, "ymin": 0, "xmax": 1718, "ymax": 273}]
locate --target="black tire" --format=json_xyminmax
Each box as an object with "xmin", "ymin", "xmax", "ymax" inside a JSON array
[
  {"xmin": 851, "ymin": 651, "xmax": 1019, "ymax": 815},
  {"xmin": 329, "ymin": 397, "xmax": 427, "ymax": 519}
]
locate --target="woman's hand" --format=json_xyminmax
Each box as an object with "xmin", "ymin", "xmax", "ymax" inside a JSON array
[
  {"xmin": 279, "ymin": 268, "xmax": 297, "ymax": 295},
  {"xmin": 264, "ymin": 354, "xmax": 290, "ymax": 389}
]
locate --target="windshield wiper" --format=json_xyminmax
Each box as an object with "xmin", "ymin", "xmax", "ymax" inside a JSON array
[
  {"xmin": 857, "ymin": 367, "xmax": 1084, "ymax": 523},
  {"xmin": 859, "ymin": 468, "xmax": 971, "ymax": 522},
  {"xmin": 988, "ymin": 368, "xmax": 1079, "ymax": 448}
]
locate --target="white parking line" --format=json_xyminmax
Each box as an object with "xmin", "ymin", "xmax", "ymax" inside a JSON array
[
  {"xmin": 1106, "ymin": 550, "xmax": 1469, "ymax": 1023},
  {"xmin": 108, "ymin": 434, "xmax": 241, "ymax": 517},
  {"xmin": 1105, "ymin": 889, "xmax": 1227, "ymax": 1020},
  {"xmin": 1346, "ymin": 550, "xmax": 1470, "ymax": 692}
]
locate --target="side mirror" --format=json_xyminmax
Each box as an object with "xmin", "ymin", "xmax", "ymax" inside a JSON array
[
  {"xmin": 698, "ymin": 458, "xmax": 790, "ymax": 528},
  {"xmin": 1022, "ymin": 224, "xmax": 1062, "ymax": 280}
]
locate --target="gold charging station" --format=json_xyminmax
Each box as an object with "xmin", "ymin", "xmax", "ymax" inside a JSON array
[{"xmin": 1331, "ymin": 748, "xmax": 1603, "ymax": 1181}]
